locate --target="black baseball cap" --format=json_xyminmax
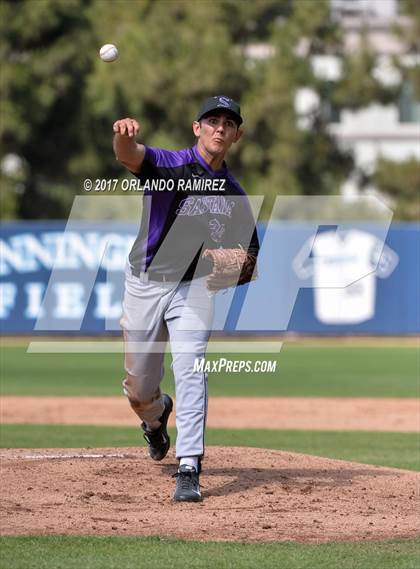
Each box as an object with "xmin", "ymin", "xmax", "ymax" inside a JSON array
[{"xmin": 196, "ymin": 95, "xmax": 243, "ymax": 126}]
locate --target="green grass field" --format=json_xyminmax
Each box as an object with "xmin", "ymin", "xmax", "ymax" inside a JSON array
[
  {"xmin": 1, "ymin": 536, "xmax": 419, "ymax": 569},
  {"xmin": 1, "ymin": 341, "xmax": 419, "ymax": 568},
  {"xmin": 1, "ymin": 345, "xmax": 419, "ymax": 397},
  {"xmin": 2, "ymin": 425, "xmax": 419, "ymax": 471}
]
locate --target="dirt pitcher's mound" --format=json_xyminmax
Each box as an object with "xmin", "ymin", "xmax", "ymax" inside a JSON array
[{"xmin": 1, "ymin": 447, "xmax": 419, "ymax": 543}]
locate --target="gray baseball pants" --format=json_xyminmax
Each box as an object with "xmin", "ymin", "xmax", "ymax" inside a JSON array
[{"xmin": 120, "ymin": 266, "xmax": 214, "ymax": 459}]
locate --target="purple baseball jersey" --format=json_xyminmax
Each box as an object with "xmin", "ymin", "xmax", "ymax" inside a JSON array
[{"xmin": 129, "ymin": 145, "xmax": 259, "ymax": 280}]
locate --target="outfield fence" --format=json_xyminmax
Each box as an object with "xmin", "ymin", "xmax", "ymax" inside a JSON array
[{"xmin": 1, "ymin": 221, "xmax": 418, "ymax": 335}]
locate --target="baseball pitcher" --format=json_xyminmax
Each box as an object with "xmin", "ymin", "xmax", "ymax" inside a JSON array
[{"xmin": 113, "ymin": 96, "xmax": 259, "ymax": 501}]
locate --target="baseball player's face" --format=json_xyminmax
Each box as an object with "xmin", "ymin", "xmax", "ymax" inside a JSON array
[{"xmin": 193, "ymin": 112, "xmax": 243, "ymax": 157}]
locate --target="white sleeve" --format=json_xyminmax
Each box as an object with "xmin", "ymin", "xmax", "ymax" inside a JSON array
[{"xmin": 370, "ymin": 240, "xmax": 399, "ymax": 278}]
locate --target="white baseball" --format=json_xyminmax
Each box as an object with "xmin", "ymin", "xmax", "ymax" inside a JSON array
[{"xmin": 99, "ymin": 44, "xmax": 119, "ymax": 63}]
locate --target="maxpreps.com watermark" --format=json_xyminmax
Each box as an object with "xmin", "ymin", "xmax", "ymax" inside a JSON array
[{"xmin": 193, "ymin": 358, "xmax": 277, "ymax": 373}]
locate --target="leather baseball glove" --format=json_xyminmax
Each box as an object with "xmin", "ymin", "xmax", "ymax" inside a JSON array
[{"xmin": 202, "ymin": 246, "xmax": 258, "ymax": 291}]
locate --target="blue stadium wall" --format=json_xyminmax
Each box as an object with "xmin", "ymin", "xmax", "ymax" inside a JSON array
[{"xmin": 1, "ymin": 221, "xmax": 419, "ymax": 335}]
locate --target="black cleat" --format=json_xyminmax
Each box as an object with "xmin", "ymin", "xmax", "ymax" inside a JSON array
[
  {"xmin": 173, "ymin": 465, "xmax": 202, "ymax": 502},
  {"xmin": 141, "ymin": 394, "xmax": 173, "ymax": 461}
]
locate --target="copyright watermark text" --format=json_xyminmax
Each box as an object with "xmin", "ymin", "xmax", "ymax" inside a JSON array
[{"xmin": 83, "ymin": 178, "xmax": 226, "ymax": 192}]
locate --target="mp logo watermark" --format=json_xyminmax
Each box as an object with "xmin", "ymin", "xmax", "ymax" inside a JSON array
[{"xmin": 9, "ymin": 193, "xmax": 393, "ymax": 354}]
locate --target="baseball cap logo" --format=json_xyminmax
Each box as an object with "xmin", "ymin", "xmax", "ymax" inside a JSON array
[{"xmin": 217, "ymin": 96, "xmax": 231, "ymax": 107}]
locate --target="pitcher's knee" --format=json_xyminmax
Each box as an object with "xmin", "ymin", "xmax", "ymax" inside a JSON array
[{"xmin": 122, "ymin": 375, "xmax": 161, "ymax": 414}]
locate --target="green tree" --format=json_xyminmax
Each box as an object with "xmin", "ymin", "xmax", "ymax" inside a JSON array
[
  {"xmin": 86, "ymin": 0, "xmax": 245, "ymax": 151},
  {"xmin": 240, "ymin": 0, "xmax": 353, "ymax": 217},
  {"xmin": 371, "ymin": 0, "xmax": 420, "ymax": 225},
  {"xmin": 1, "ymin": 0, "xmax": 417, "ymax": 221},
  {"xmin": 372, "ymin": 157, "xmax": 420, "ymax": 220},
  {"xmin": 396, "ymin": 0, "xmax": 420, "ymax": 97},
  {"xmin": 1, "ymin": 0, "xmax": 248, "ymax": 218},
  {"xmin": 0, "ymin": 0, "xmax": 94, "ymax": 219}
]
